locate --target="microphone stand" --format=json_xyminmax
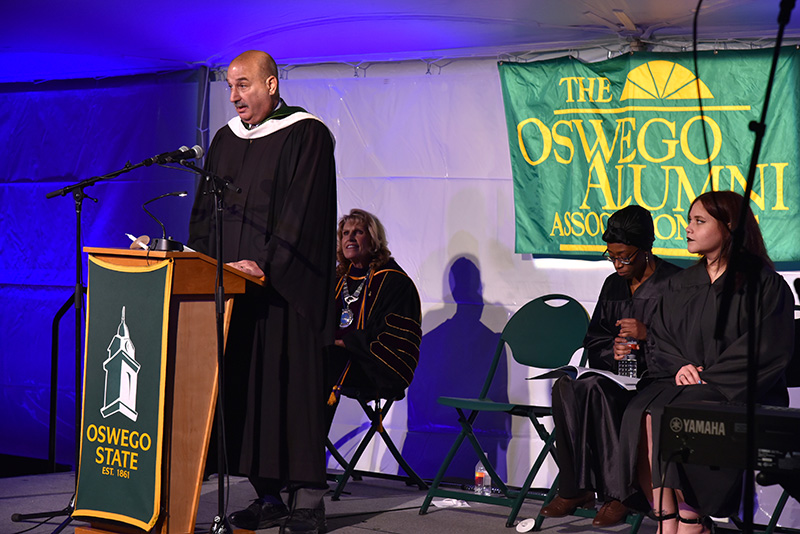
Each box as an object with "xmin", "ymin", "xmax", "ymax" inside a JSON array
[
  {"xmin": 713, "ymin": 2, "xmax": 795, "ymax": 533},
  {"xmin": 12, "ymin": 161, "xmax": 146, "ymax": 534},
  {"xmin": 181, "ymin": 160, "xmax": 240, "ymax": 534},
  {"xmin": 143, "ymin": 191, "xmax": 189, "ymax": 251}
]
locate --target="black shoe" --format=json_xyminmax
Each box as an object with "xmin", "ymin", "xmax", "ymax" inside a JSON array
[
  {"xmin": 280, "ymin": 508, "xmax": 327, "ymax": 534},
  {"xmin": 229, "ymin": 498, "xmax": 289, "ymax": 530}
]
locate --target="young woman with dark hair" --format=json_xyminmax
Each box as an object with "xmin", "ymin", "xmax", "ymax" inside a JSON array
[{"xmin": 618, "ymin": 191, "xmax": 794, "ymax": 534}]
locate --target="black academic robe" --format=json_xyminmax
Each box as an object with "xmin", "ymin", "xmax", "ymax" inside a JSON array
[
  {"xmin": 619, "ymin": 262, "xmax": 794, "ymax": 516},
  {"xmin": 585, "ymin": 257, "xmax": 684, "ymax": 374},
  {"xmin": 552, "ymin": 257, "xmax": 681, "ymax": 500},
  {"xmin": 326, "ymin": 259, "xmax": 422, "ymax": 405},
  {"xmin": 188, "ymin": 112, "xmax": 337, "ymax": 486}
]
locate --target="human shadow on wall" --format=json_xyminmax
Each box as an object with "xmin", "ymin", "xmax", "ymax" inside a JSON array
[{"xmin": 403, "ymin": 256, "xmax": 511, "ymax": 483}]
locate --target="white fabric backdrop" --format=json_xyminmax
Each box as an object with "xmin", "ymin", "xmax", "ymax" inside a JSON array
[{"xmin": 209, "ymin": 57, "xmax": 799, "ymax": 525}]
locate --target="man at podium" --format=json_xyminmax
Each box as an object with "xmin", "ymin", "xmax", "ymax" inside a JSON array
[{"xmin": 188, "ymin": 49, "xmax": 337, "ymax": 534}]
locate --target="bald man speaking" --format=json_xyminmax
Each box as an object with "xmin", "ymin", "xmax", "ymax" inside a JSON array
[{"xmin": 189, "ymin": 50, "xmax": 337, "ymax": 534}]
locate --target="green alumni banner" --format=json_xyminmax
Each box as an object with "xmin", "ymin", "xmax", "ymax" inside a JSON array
[
  {"xmin": 74, "ymin": 256, "xmax": 173, "ymax": 530},
  {"xmin": 499, "ymin": 48, "xmax": 800, "ymax": 261}
]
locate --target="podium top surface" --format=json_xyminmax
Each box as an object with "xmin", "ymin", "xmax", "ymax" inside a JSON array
[{"xmin": 84, "ymin": 247, "xmax": 265, "ymax": 295}]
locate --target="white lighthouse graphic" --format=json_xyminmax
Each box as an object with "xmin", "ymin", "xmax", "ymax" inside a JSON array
[{"xmin": 100, "ymin": 306, "xmax": 141, "ymax": 422}]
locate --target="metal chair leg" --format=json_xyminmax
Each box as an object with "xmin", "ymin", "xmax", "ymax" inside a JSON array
[
  {"xmin": 331, "ymin": 414, "xmax": 380, "ymax": 500},
  {"xmin": 326, "ymin": 437, "xmax": 350, "ymax": 471},
  {"xmin": 419, "ymin": 425, "xmax": 471, "ymax": 514}
]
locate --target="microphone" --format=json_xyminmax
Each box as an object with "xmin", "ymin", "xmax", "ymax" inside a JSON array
[
  {"xmin": 142, "ymin": 191, "xmax": 188, "ymax": 251},
  {"xmin": 144, "ymin": 145, "xmax": 204, "ymax": 166}
]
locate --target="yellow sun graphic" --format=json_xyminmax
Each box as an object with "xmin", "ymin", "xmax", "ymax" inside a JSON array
[{"xmin": 620, "ymin": 60, "xmax": 714, "ymax": 101}]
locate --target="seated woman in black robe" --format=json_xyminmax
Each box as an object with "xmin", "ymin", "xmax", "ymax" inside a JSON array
[
  {"xmin": 541, "ymin": 205, "xmax": 681, "ymax": 527},
  {"xmin": 324, "ymin": 209, "xmax": 422, "ymax": 431},
  {"xmin": 619, "ymin": 191, "xmax": 794, "ymax": 534}
]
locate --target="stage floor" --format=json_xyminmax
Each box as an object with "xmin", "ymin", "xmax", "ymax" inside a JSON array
[{"xmin": 1, "ymin": 470, "xmax": 751, "ymax": 534}]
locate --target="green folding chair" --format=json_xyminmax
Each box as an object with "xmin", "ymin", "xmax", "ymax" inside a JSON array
[{"xmin": 418, "ymin": 294, "xmax": 590, "ymax": 527}]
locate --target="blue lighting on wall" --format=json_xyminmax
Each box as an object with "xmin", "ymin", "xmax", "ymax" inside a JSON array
[{"xmin": 0, "ymin": 68, "xmax": 206, "ymax": 469}]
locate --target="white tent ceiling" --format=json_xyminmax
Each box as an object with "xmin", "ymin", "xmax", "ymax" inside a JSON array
[{"xmin": 4, "ymin": 0, "xmax": 800, "ymax": 83}]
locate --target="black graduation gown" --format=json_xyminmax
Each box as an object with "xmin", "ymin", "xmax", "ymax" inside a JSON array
[
  {"xmin": 584, "ymin": 258, "xmax": 684, "ymax": 374},
  {"xmin": 188, "ymin": 114, "xmax": 337, "ymax": 486},
  {"xmin": 552, "ymin": 257, "xmax": 682, "ymax": 500},
  {"xmin": 618, "ymin": 262, "xmax": 794, "ymax": 516},
  {"xmin": 326, "ymin": 259, "xmax": 422, "ymax": 404}
]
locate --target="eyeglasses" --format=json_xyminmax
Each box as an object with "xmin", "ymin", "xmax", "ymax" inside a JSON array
[{"xmin": 602, "ymin": 248, "xmax": 640, "ymax": 265}]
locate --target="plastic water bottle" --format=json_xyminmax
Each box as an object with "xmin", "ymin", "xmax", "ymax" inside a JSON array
[
  {"xmin": 618, "ymin": 355, "xmax": 637, "ymax": 378},
  {"xmin": 618, "ymin": 338, "xmax": 638, "ymax": 378},
  {"xmin": 474, "ymin": 455, "xmax": 492, "ymax": 496}
]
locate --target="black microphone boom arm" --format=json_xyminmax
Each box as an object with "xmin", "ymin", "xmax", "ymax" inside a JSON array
[{"xmin": 142, "ymin": 191, "xmax": 188, "ymax": 251}]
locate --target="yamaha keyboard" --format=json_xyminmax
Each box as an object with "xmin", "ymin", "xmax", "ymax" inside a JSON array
[{"xmin": 660, "ymin": 401, "xmax": 800, "ymax": 472}]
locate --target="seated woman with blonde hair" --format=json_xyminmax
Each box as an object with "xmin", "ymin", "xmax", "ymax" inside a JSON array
[{"xmin": 324, "ymin": 209, "xmax": 422, "ymax": 429}]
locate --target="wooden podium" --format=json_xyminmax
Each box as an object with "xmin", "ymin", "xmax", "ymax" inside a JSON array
[{"xmin": 76, "ymin": 247, "xmax": 264, "ymax": 534}]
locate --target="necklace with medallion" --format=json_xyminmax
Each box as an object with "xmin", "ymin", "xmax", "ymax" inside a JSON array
[{"xmin": 339, "ymin": 272, "xmax": 368, "ymax": 328}]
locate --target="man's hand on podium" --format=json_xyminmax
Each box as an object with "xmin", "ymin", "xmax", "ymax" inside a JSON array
[{"xmin": 227, "ymin": 259, "xmax": 264, "ymax": 278}]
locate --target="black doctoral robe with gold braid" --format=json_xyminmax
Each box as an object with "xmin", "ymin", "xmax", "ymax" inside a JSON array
[
  {"xmin": 188, "ymin": 110, "xmax": 337, "ymax": 487},
  {"xmin": 619, "ymin": 261, "xmax": 794, "ymax": 516},
  {"xmin": 328, "ymin": 259, "xmax": 422, "ymax": 400}
]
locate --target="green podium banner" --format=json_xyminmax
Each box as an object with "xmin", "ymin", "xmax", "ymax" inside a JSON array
[
  {"xmin": 74, "ymin": 256, "xmax": 174, "ymax": 530},
  {"xmin": 499, "ymin": 47, "xmax": 800, "ymax": 261}
]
